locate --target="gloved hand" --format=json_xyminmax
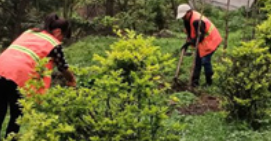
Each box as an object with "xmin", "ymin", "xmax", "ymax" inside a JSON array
[
  {"xmin": 181, "ymin": 42, "xmax": 190, "ymax": 51},
  {"xmin": 67, "ymin": 80, "xmax": 76, "ymax": 87}
]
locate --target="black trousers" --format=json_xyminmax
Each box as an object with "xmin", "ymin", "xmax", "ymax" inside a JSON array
[
  {"xmin": 0, "ymin": 77, "xmax": 22, "ymax": 139},
  {"xmin": 192, "ymin": 50, "xmax": 215, "ymax": 86}
]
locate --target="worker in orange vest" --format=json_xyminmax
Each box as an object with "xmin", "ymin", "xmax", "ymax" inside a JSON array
[
  {"xmin": 176, "ymin": 4, "xmax": 222, "ymax": 87},
  {"xmin": 0, "ymin": 13, "xmax": 76, "ymax": 139}
]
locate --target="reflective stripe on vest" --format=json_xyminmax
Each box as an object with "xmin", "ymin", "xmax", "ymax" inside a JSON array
[
  {"xmin": 0, "ymin": 29, "xmax": 60, "ymax": 87},
  {"xmin": 197, "ymin": 16, "xmax": 215, "ymax": 37},
  {"xmin": 9, "ymin": 45, "xmax": 39, "ymax": 62},
  {"xmin": 205, "ymin": 24, "xmax": 215, "ymax": 37},
  {"xmin": 189, "ymin": 11, "xmax": 222, "ymax": 58},
  {"xmin": 24, "ymin": 30, "xmax": 59, "ymax": 46},
  {"xmin": 8, "ymin": 30, "xmax": 59, "ymax": 63}
]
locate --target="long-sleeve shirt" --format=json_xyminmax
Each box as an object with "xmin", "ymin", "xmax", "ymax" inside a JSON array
[
  {"xmin": 48, "ymin": 45, "xmax": 69, "ymax": 72},
  {"xmin": 183, "ymin": 19, "xmax": 206, "ymax": 46}
]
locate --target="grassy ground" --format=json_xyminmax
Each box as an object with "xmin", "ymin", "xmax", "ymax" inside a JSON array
[{"xmin": 171, "ymin": 111, "xmax": 271, "ymax": 141}]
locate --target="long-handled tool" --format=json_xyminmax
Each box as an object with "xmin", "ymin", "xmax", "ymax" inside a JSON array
[{"xmin": 173, "ymin": 48, "xmax": 186, "ymax": 86}]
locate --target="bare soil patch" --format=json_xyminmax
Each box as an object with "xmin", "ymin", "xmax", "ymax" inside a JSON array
[{"xmin": 178, "ymin": 94, "xmax": 221, "ymax": 115}]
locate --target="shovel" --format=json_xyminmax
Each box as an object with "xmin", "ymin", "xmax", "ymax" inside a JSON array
[{"xmin": 173, "ymin": 48, "xmax": 186, "ymax": 86}]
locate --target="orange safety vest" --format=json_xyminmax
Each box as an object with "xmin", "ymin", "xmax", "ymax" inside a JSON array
[
  {"xmin": 0, "ymin": 29, "xmax": 61, "ymax": 94},
  {"xmin": 189, "ymin": 11, "xmax": 222, "ymax": 58}
]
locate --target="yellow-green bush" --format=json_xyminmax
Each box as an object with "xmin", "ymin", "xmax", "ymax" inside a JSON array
[
  {"xmin": 214, "ymin": 1, "xmax": 271, "ymax": 128},
  {"xmin": 13, "ymin": 30, "xmax": 183, "ymax": 141},
  {"xmin": 215, "ymin": 40, "xmax": 271, "ymax": 128}
]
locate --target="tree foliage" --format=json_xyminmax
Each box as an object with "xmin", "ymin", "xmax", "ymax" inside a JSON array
[
  {"xmin": 0, "ymin": 0, "xmax": 191, "ymax": 48},
  {"xmin": 0, "ymin": 0, "xmax": 63, "ymax": 47}
]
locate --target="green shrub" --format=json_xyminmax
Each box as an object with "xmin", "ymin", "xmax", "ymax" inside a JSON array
[
  {"xmin": 214, "ymin": 40, "xmax": 271, "ymax": 128},
  {"xmin": 257, "ymin": 14, "xmax": 271, "ymax": 49},
  {"xmin": 14, "ymin": 30, "xmax": 183, "ymax": 141}
]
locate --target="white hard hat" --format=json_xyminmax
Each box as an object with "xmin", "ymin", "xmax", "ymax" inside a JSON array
[{"xmin": 176, "ymin": 4, "xmax": 191, "ymax": 19}]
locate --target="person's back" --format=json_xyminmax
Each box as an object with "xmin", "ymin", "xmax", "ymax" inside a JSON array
[{"xmin": 0, "ymin": 29, "xmax": 60, "ymax": 88}]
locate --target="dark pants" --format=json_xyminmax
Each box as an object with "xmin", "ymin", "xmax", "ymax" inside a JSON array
[
  {"xmin": 192, "ymin": 50, "xmax": 215, "ymax": 86},
  {"xmin": 0, "ymin": 77, "xmax": 22, "ymax": 139}
]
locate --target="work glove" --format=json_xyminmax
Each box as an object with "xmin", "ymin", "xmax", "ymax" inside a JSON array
[
  {"xmin": 181, "ymin": 42, "xmax": 190, "ymax": 51},
  {"xmin": 67, "ymin": 81, "xmax": 76, "ymax": 87},
  {"xmin": 67, "ymin": 75, "xmax": 76, "ymax": 87}
]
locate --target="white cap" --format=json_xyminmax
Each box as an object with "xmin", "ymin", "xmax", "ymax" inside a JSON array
[{"xmin": 176, "ymin": 4, "xmax": 191, "ymax": 19}]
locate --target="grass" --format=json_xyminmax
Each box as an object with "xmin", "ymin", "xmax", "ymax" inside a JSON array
[
  {"xmin": 64, "ymin": 36, "xmax": 117, "ymax": 67},
  {"xmin": 0, "ymin": 115, "xmax": 9, "ymax": 139},
  {"xmin": 177, "ymin": 112, "xmax": 271, "ymax": 141}
]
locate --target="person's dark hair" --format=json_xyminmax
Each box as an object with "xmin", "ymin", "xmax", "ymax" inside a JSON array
[
  {"xmin": 187, "ymin": 9, "xmax": 193, "ymax": 12},
  {"xmin": 183, "ymin": 9, "xmax": 193, "ymax": 20},
  {"xmin": 43, "ymin": 13, "xmax": 71, "ymax": 38}
]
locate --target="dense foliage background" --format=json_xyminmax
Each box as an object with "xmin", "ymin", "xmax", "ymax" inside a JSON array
[{"xmin": 0, "ymin": 0, "xmax": 265, "ymax": 48}]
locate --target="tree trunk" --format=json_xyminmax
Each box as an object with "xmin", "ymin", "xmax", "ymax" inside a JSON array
[
  {"xmin": 105, "ymin": 0, "xmax": 114, "ymax": 16},
  {"xmin": 63, "ymin": 0, "xmax": 68, "ymax": 18},
  {"xmin": 251, "ymin": 0, "xmax": 259, "ymax": 39},
  {"xmin": 117, "ymin": 0, "xmax": 128, "ymax": 12},
  {"xmin": 154, "ymin": 2, "xmax": 165, "ymax": 31},
  {"xmin": 244, "ymin": 0, "xmax": 251, "ymax": 40},
  {"xmin": 63, "ymin": 0, "xmax": 75, "ymax": 19},
  {"xmin": 223, "ymin": 0, "xmax": 230, "ymax": 52},
  {"xmin": 170, "ymin": 0, "xmax": 177, "ymax": 17},
  {"xmin": 12, "ymin": 0, "xmax": 30, "ymax": 39}
]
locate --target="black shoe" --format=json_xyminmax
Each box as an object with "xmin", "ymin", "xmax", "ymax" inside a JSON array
[
  {"xmin": 205, "ymin": 74, "xmax": 213, "ymax": 86},
  {"xmin": 202, "ymin": 83, "xmax": 211, "ymax": 87},
  {"xmin": 192, "ymin": 80, "xmax": 199, "ymax": 87}
]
